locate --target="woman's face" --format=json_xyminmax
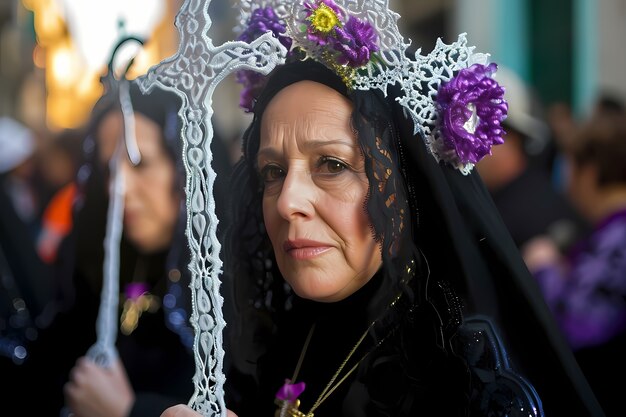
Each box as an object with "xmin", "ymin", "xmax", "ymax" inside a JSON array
[
  {"xmin": 98, "ymin": 111, "xmax": 180, "ymax": 253},
  {"xmin": 258, "ymin": 80, "xmax": 382, "ymax": 302}
]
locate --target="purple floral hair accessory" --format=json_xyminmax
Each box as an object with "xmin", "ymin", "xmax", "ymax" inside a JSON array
[
  {"xmin": 436, "ymin": 62, "xmax": 508, "ymax": 165},
  {"xmin": 333, "ymin": 17, "xmax": 379, "ymax": 67},
  {"xmin": 304, "ymin": 0, "xmax": 344, "ymax": 45},
  {"xmin": 235, "ymin": 2, "xmax": 499, "ymax": 172},
  {"xmin": 305, "ymin": 0, "xmax": 343, "ymax": 16},
  {"xmin": 276, "ymin": 379, "xmax": 306, "ymax": 402},
  {"xmin": 237, "ymin": 6, "xmax": 292, "ymax": 49},
  {"xmin": 236, "ymin": 6, "xmax": 292, "ymax": 112},
  {"xmin": 235, "ymin": 69, "xmax": 266, "ymax": 112},
  {"xmin": 235, "ymin": 1, "xmax": 383, "ymax": 112}
]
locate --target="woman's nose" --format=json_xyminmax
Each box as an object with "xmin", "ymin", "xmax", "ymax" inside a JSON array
[{"xmin": 275, "ymin": 168, "xmax": 315, "ymax": 220}]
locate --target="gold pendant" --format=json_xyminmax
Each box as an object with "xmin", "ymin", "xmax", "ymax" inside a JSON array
[{"xmin": 274, "ymin": 399, "xmax": 310, "ymax": 417}]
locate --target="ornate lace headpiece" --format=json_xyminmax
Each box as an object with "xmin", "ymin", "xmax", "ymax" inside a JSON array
[
  {"xmin": 235, "ymin": 0, "xmax": 508, "ymax": 174},
  {"xmin": 134, "ymin": 1, "xmax": 507, "ymax": 415}
]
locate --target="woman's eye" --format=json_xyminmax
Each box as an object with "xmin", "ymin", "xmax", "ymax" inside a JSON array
[
  {"xmin": 260, "ymin": 164, "xmax": 285, "ymax": 182},
  {"xmin": 320, "ymin": 157, "xmax": 348, "ymax": 174}
]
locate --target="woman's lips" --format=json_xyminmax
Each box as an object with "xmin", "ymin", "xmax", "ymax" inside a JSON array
[{"xmin": 283, "ymin": 239, "xmax": 332, "ymax": 260}]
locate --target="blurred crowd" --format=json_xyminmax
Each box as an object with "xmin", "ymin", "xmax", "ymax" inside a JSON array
[
  {"xmin": 477, "ymin": 68, "xmax": 626, "ymax": 417},
  {"xmin": 0, "ymin": 56, "xmax": 625, "ymax": 417},
  {"xmin": 0, "ymin": 71, "xmax": 236, "ymax": 415}
]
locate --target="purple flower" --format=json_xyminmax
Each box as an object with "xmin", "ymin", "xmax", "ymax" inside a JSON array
[
  {"xmin": 235, "ymin": 69, "xmax": 266, "ymax": 113},
  {"xmin": 305, "ymin": 0, "xmax": 344, "ymax": 45},
  {"xmin": 436, "ymin": 63, "xmax": 508, "ymax": 165},
  {"xmin": 235, "ymin": 7, "xmax": 292, "ymax": 112},
  {"xmin": 275, "ymin": 379, "xmax": 306, "ymax": 402},
  {"xmin": 332, "ymin": 17, "xmax": 379, "ymax": 67},
  {"xmin": 237, "ymin": 7, "xmax": 291, "ymax": 51},
  {"xmin": 305, "ymin": 0, "xmax": 343, "ymax": 16}
]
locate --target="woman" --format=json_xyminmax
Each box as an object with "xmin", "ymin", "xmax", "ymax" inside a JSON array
[
  {"xmin": 35, "ymin": 78, "xmax": 232, "ymax": 417},
  {"xmin": 169, "ymin": 62, "xmax": 605, "ymax": 416},
  {"xmin": 56, "ymin": 80, "xmax": 196, "ymax": 417},
  {"xmin": 164, "ymin": 1, "xmax": 604, "ymax": 416},
  {"xmin": 61, "ymin": 80, "xmax": 194, "ymax": 417}
]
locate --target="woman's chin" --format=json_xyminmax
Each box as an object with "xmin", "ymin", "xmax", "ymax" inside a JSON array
[
  {"xmin": 291, "ymin": 285, "xmax": 349, "ymax": 303},
  {"xmin": 128, "ymin": 233, "xmax": 168, "ymax": 254}
]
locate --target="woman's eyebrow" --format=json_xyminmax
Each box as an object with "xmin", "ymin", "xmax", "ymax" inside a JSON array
[
  {"xmin": 257, "ymin": 144, "xmax": 281, "ymax": 158},
  {"xmin": 303, "ymin": 139, "xmax": 358, "ymax": 151},
  {"xmin": 257, "ymin": 139, "xmax": 357, "ymax": 159}
]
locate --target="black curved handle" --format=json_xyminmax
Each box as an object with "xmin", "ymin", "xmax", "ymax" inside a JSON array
[{"xmin": 106, "ymin": 35, "xmax": 146, "ymax": 81}]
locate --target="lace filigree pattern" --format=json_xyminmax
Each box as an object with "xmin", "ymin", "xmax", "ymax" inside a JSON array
[
  {"xmin": 136, "ymin": 0, "xmax": 287, "ymax": 414},
  {"xmin": 126, "ymin": 0, "xmax": 498, "ymax": 414},
  {"xmin": 240, "ymin": 0, "xmax": 489, "ymax": 174}
]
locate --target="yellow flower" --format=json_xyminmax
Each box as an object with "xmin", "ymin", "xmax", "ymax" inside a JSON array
[{"xmin": 308, "ymin": 3, "xmax": 341, "ymax": 33}]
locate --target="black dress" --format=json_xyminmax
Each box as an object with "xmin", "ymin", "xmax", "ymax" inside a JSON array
[
  {"xmin": 227, "ymin": 270, "xmax": 542, "ymax": 417},
  {"xmin": 27, "ymin": 232, "xmax": 197, "ymax": 416},
  {"xmin": 222, "ymin": 59, "xmax": 606, "ymax": 417}
]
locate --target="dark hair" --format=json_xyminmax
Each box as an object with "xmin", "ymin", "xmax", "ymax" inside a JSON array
[
  {"xmin": 72, "ymin": 81, "xmax": 186, "ymax": 291},
  {"xmin": 87, "ymin": 82, "xmax": 182, "ymax": 167},
  {"xmin": 225, "ymin": 60, "xmax": 443, "ymax": 372},
  {"xmin": 569, "ymin": 110, "xmax": 626, "ymax": 186},
  {"xmin": 595, "ymin": 92, "xmax": 625, "ymax": 115}
]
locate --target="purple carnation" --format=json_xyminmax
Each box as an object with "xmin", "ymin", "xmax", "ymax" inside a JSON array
[
  {"xmin": 436, "ymin": 63, "xmax": 508, "ymax": 165},
  {"xmin": 237, "ymin": 7, "xmax": 291, "ymax": 51},
  {"xmin": 332, "ymin": 17, "xmax": 379, "ymax": 67},
  {"xmin": 235, "ymin": 7, "xmax": 292, "ymax": 112}
]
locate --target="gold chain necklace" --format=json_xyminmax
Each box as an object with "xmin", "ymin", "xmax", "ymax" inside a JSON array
[
  {"xmin": 275, "ymin": 298, "xmax": 405, "ymax": 417},
  {"xmin": 274, "ymin": 321, "xmax": 379, "ymax": 417},
  {"xmin": 275, "ymin": 261, "xmax": 415, "ymax": 417}
]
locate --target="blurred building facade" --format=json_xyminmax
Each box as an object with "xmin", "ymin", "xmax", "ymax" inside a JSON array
[
  {"xmin": 452, "ymin": 0, "xmax": 626, "ymax": 117},
  {"xmin": 0, "ymin": 0, "xmax": 182, "ymax": 134}
]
